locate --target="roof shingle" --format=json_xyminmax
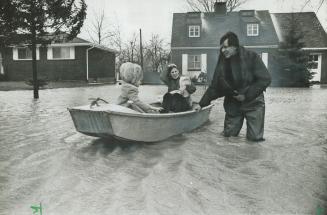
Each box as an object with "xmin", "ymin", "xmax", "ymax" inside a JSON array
[
  {"xmin": 171, "ymin": 10, "xmax": 279, "ymax": 48},
  {"xmin": 271, "ymin": 12, "xmax": 327, "ymax": 48}
]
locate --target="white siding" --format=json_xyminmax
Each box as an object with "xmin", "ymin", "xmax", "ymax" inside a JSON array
[
  {"xmin": 201, "ymin": 54, "xmax": 207, "ymax": 73},
  {"xmin": 261, "ymin": 52, "xmax": 268, "ymax": 68},
  {"xmin": 47, "ymin": 47, "xmax": 53, "ymax": 59},
  {"xmin": 182, "ymin": 54, "xmax": 188, "ymax": 75},
  {"xmin": 70, "ymin": 47, "xmax": 75, "ymax": 59}
]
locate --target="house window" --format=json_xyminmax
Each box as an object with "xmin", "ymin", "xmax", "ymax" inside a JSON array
[
  {"xmin": 53, "ymin": 47, "xmax": 71, "ymax": 59},
  {"xmin": 13, "ymin": 47, "xmax": 40, "ymax": 60},
  {"xmin": 247, "ymin": 24, "xmax": 259, "ymax": 36},
  {"xmin": 47, "ymin": 46, "xmax": 75, "ymax": 60},
  {"xmin": 308, "ymin": 54, "xmax": 319, "ymax": 69},
  {"xmin": 188, "ymin": 55, "xmax": 201, "ymax": 70},
  {"xmin": 189, "ymin": 25, "xmax": 200, "ymax": 37},
  {"xmin": 18, "ymin": 48, "xmax": 32, "ymax": 59}
]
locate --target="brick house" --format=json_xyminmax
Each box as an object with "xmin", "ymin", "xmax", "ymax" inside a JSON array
[
  {"xmin": 171, "ymin": 2, "xmax": 327, "ymax": 85},
  {"xmin": 271, "ymin": 12, "xmax": 327, "ymax": 84},
  {"xmin": 0, "ymin": 36, "xmax": 117, "ymax": 82}
]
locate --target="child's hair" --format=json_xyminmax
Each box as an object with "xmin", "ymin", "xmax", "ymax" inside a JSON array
[
  {"xmin": 179, "ymin": 76, "xmax": 191, "ymax": 90},
  {"xmin": 120, "ymin": 62, "xmax": 143, "ymax": 85}
]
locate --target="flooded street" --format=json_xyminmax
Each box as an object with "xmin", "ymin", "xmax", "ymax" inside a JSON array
[{"xmin": 0, "ymin": 85, "xmax": 326, "ymax": 215}]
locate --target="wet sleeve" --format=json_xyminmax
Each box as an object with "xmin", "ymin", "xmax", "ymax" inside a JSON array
[
  {"xmin": 244, "ymin": 54, "xmax": 271, "ymax": 102},
  {"xmin": 127, "ymin": 88, "xmax": 152, "ymax": 112},
  {"xmin": 199, "ymin": 61, "xmax": 223, "ymax": 107}
]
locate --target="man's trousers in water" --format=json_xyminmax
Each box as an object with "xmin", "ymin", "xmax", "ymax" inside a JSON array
[{"xmin": 223, "ymin": 93, "xmax": 265, "ymax": 141}]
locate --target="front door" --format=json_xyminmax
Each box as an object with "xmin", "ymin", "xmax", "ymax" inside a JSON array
[{"xmin": 309, "ymin": 53, "xmax": 322, "ymax": 82}]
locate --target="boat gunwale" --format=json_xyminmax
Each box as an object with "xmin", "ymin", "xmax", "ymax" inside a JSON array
[{"xmin": 68, "ymin": 104, "xmax": 214, "ymax": 118}]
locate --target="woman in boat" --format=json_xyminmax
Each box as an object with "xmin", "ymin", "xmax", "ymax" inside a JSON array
[
  {"xmin": 161, "ymin": 76, "xmax": 193, "ymax": 113},
  {"xmin": 160, "ymin": 63, "xmax": 196, "ymax": 94},
  {"xmin": 117, "ymin": 62, "xmax": 161, "ymax": 113}
]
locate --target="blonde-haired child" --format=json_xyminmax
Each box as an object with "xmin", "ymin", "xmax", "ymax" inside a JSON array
[
  {"xmin": 170, "ymin": 75, "xmax": 193, "ymax": 106},
  {"xmin": 161, "ymin": 75, "xmax": 194, "ymax": 113},
  {"xmin": 117, "ymin": 62, "xmax": 160, "ymax": 113}
]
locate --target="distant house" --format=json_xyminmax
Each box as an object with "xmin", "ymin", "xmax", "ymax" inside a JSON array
[
  {"xmin": 171, "ymin": 2, "xmax": 327, "ymax": 84},
  {"xmin": 0, "ymin": 36, "xmax": 117, "ymax": 82},
  {"xmin": 271, "ymin": 12, "xmax": 327, "ymax": 84},
  {"xmin": 171, "ymin": 2, "xmax": 279, "ymax": 83}
]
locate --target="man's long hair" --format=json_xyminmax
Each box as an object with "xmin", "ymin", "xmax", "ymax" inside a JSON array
[
  {"xmin": 219, "ymin": 31, "xmax": 240, "ymax": 47},
  {"xmin": 218, "ymin": 31, "xmax": 240, "ymax": 63}
]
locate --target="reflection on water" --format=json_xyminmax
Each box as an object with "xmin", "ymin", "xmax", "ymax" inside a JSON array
[{"xmin": 0, "ymin": 86, "xmax": 326, "ymax": 215}]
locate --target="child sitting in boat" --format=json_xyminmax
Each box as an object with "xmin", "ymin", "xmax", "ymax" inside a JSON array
[
  {"xmin": 161, "ymin": 76, "xmax": 194, "ymax": 113},
  {"xmin": 160, "ymin": 63, "xmax": 196, "ymax": 94},
  {"xmin": 117, "ymin": 62, "xmax": 161, "ymax": 113}
]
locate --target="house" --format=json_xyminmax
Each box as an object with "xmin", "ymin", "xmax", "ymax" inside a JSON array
[
  {"xmin": 271, "ymin": 12, "xmax": 327, "ymax": 84},
  {"xmin": 171, "ymin": 2, "xmax": 279, "ymax": 83},
  {"xmin": 0, "ymin": 36, "xmax": 117, "ymax": 82},
  {"xmin": 171, "ymin": 2, "xmax": 327, "ymax": 85}
]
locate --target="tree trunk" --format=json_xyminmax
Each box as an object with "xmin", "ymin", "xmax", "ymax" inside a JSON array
[
  {"xmin": 139, "ymin": 29, "xmax": 144, "ymax": 69},
  {"xmin": 31, "ymin": 24, "xmax": 39, "ymax": 98}
]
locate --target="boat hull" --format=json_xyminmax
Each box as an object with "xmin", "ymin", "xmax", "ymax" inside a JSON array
[{"xmin": 68, "ymin": 103, "xmax": 213, "ymax": 142}]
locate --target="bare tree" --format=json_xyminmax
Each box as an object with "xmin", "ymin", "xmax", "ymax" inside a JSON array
[
  {"xmin": 316, "ymin": 0, "xmax": 326, "ymax": 12},
  {"xmin": 87, "ymin": 9, "xmax": 115, "ymax": 46},
  {"xmin": 115, "ymin": 33, "xmax": 140, "ymax": 65},
  {"xmin": 126, "ymin": 33, "xmax": 140, "ymax": 63},
  {"xmin": 186, "ymin": 0, "xmax": 247, "ymax": 12},
  {"xmin": 300, "ymin": 0, "xmax": 326, "ymax": 12},
  {"xmin": 144, "ymin": 34, "xmax": 170, "ymax": 72}
]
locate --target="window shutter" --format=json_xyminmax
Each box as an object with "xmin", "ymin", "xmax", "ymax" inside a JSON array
[
  {"xmin": 13, "ymin": 48, "xmax": 18, "ymax": 60},
  {"xmin": 47, "ymin": 47, "xmax": 53, "ymax": 59},
  {"xmin": 201, "ymin": 54, "xmax": 207, "ymax": 73},
  {"xmin": 70, "ymin": 47, "xmax": 75, "ymax": 59},
  {"xmin": 261, "ymin": 52, "xmax": 268, "ymax": 68},
  {"xmin": 36, "ymin": 47, "xmax": 40, "ymax": 60},
  {"xmin": 182, "ymin": 54, "xmax": 188, "ymax": 75}
]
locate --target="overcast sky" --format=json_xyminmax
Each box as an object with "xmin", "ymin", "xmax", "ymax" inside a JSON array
[{"xmin": 80, "ymin": 0, "xmax": 327, "ymax": 44}]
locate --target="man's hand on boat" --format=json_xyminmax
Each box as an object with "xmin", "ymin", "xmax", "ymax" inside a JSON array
[{"xmin": 194, "ymin": 104, "xmax": 202, "ymax": 112}]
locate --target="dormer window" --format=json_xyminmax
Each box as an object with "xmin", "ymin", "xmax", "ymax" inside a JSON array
[
  {"xmin": 247, "ymin": 24, "xmax": 259, "ymax": 36},
  {"xmin": 189, "ymin": 25, "xmax": 200, "ymax": 37}
]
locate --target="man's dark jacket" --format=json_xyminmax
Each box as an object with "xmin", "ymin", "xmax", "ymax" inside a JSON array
[{"xmin": 199, "ymin": 46, "xmax": 271, "ymax": 113}]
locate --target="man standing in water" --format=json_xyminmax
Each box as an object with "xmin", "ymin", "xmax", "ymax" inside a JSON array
[{"xmin": 196, "ymin": 32, "xmax": 271, "ymax": 141}]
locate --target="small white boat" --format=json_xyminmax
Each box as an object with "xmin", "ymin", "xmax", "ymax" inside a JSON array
[{"xmin": 68, "ymin": 102, "xmax": 213, "ymax": 142}]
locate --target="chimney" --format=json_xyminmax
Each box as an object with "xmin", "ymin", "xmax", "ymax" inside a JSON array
[{"xmin": 214, "ymin": 1, "xmax": 227, "ymax": 15}]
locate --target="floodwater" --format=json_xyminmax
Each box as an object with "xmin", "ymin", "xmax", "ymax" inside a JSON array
[{"xmin": 0, "ymin": 85, "xmax": 326, "ymax": 215}]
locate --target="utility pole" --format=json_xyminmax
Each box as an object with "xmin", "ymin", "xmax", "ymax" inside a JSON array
[
  {"xmin": 130, "ymin": 41, "xmax": 133, "ymax": 62},
  {"xmin": 139, "ymin": 29, "xmax": 144, "ymax": 69}
]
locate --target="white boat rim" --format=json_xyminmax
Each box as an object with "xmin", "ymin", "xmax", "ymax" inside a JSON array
[{"xmin": 68, "ymin": 103, "xmax": 214, "ymax": 118}]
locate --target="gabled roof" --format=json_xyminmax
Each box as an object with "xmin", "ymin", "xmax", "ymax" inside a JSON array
[
  {"xmin": 6, "ymin": 33, "xmax": 118, "ymax": 53},
  {"xmin": 271, "ymin": 12, "xmax": 327, "ymax": 48},
  {"xmin": 49, "ymin": 34, "xmax": 118, "ymax": 53},
  {"xmin": 171, "ymin": 10, "xmax": 279, "ymax": 48}
]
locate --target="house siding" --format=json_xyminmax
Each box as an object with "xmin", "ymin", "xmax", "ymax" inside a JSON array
[
  {"xmin": 88, "ymin": 48, "xmax": 115, "ymax": 80},
  {"xmin": 2, "ymin": 46, "xmax": 115, "ymax": 81},
  {"xmin": 171, "ymin": 49, "xmax": 218, "ymax": 82},
  {"xmin": 321, "ymin": 51, "xmax": 327, "ymax": 84},
  {"xmin": 171, "ymin": 47, "xmax": 278, "ymax": 84},
  {"xmin": 172, "ymin": 11, "xmax": 327, "ymax": 87}
]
